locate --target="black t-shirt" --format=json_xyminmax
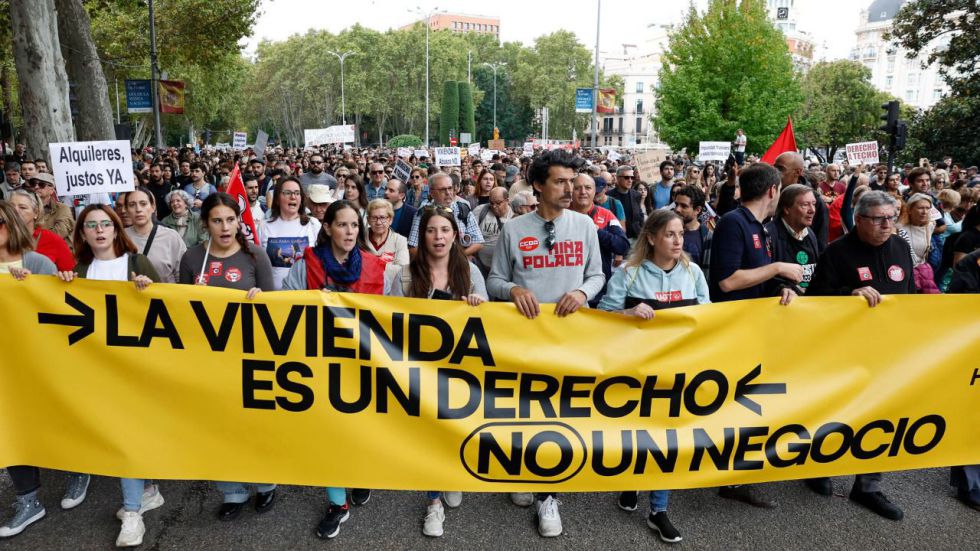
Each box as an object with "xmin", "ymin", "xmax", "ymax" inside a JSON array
[
  {"xmin": 683, "ymin": 228, "xmax": 704, "ymax": 267},
  {"xmin": 953, "ymin": 227, "xmax": 980, "ymax": 255},
  {"xmin": 783, "ymin": 230, "xmax": 818, "ymax": 291},
  {"xmin": 809, "ymin": 232, "xmax": 916, "ymax": 296}
]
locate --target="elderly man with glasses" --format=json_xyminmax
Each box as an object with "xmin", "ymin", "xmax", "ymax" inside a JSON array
[
  {"xmin": 365, "ymin": 162, "xmax": 388, "ymax": 201},
  {"xmin": 406, "ymin": 172, "xmax": 484, "ymax": 259},
  {"xmin": 807, "ymin": 190, "xmax": 913, "ymax": 521}
]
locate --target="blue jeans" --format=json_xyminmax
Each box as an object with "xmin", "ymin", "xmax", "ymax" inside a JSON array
[
  {"xmin": 426, "ymin": 491, "xmax": 441, "ymax": 500},
  {"xmin": 214, "ymin": 482, "xmax": 277, "ymax": 504},
  {"xmin": 121, "ymin": 478, "xmax": 150, "ymax": 512},
  {"xmin": 325, "ymin": 487, "xmax": 346, "ymax": 506},
  {"xmin": 650, "ymin": 490, "xmax": 670, "ymax": 513}
]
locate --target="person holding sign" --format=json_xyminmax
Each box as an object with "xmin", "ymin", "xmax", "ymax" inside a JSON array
[
  {"xmin": 487, "ymin": 150, "xmax": 604, "ymax": 538},
  {"xmin": 387, "ymin": 206, "xmax": 487, "ymax": 538},
  {"xmin": 281, "ymin": 200, "xmax": 385, "ymax": 540},
  {"xmin": 123, "ymin": 187, "xmax": 187, "ymax": 284},
  {"xmin": 55, "ymin": 204, "xmax": 162, "ymax": 547},
  {"xmin": 176, "ymin": 193, "xmax": 276, "ymax": 521},
  {"xmin": 599, "ymin": 209, "xmax": 710, "ymax": 543}
]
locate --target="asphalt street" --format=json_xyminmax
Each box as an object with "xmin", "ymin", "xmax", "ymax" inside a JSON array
[{"xmin": 0, "ymin": 467, "xmax": 976, "ymax": 550}]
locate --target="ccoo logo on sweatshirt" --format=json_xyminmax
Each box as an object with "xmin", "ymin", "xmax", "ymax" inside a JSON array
[{"xmin": 519, "ymin": 237, "xmax": 539, "ymax": 251}]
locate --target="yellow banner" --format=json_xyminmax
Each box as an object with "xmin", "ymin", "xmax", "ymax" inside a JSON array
[{"xmin": 1, "ymin": 276, "xmax": 978, "ymax": 491}]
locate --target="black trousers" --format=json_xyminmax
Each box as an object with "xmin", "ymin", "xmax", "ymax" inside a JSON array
[{"xmin": 6, "ymin": 466, "xmax": 40, "ymax": 496}]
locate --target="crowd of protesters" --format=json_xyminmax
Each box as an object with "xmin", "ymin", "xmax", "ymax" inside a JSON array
[{"xmin": 0, "ymin": 140, "xmax": 978, "ymax": 546}]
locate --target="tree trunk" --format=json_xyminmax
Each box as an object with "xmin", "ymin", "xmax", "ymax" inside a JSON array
[
  {"xmin": 10, "ymin": 0, "xmax": 75, "ymax": 160},
  {"xmin": 55, "ymin": 0, "xmax": 115, "ymax": 142}
]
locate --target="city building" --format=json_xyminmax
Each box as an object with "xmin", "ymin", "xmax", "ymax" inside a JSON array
[
  {"xmin": 766, "ymin": 0, "xmax": 816, "ymax": 71},
  {"xmin": 593, "ymin": 26, "xmax": 671, "ymax": 148},
  {"xmin": 400, "ymin": 13, "xmax": 500, "ymax": 39},
  {"xmin": 851, "ymin": 0, "xmax": 950, "ymax": 110}
]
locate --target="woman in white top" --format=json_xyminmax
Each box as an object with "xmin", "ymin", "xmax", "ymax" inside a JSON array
[
  {"xmin": 56, "ymin": 204, "xmax": 161, "ymax": 548},
  {"xmin": 122, "ymin": 187, "xmax": 187, "ymax": 283},
  {"xmin": 261, "ymin": 177, "xmax": 321, "ymax": 289},
  {"xmin": 364, "ymin": 199, "xmax": 409, "ymax": 284},
  {"xmin": 897, "ymin": 193, "xmax": 937, "ymax": 266}
]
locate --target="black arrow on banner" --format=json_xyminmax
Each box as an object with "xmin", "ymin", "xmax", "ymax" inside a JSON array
[
  {"xmin": 734, "ymin": 364, "xmax": 786, "ymax": 415},
  {"xmin": 37, "ymin": 292, "xmax": 95, "ymax": 345}
]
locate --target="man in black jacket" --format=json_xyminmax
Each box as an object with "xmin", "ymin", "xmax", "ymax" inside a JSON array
[
  {"xmin": 606, "ymin": 165, "xmax": 644, "ymax": 239},
  {"xmin": 775, "ymin": 152, "xmax": 829, "ymax": 252},
  {"xmin": 807, "ymin": 190, "xmax": 914, "ymax": 521},
  {"xmin": 765, "ymin": 184, "xmax": 819, "ymax": 293}
]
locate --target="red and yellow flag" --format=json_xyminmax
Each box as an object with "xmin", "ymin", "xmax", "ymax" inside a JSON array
[{"xmin": 158, "ymin": 80, "xmax": 185, "ymax": 114}]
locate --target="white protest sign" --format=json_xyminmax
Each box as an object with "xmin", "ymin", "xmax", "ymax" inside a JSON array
[
  {"xmin": 522, "ymin": 142, "xmax": 534, "ymax": 157},
  {"xmin": 467, "ymin": 143, "xmax": 481, "ymax": 157},
  {"xmin": 414, "ymin": 149, "xmax": 429, "ymax": 159},
  {"xmin": 434, "ymin": 147, "xmax": 461, "ymax": 166},
  {"xmin": 460, "ymin": 132, "xmax": 472, "ymax": 144},
  {"xmin": 232, "ymin": 131, "xmax": 247, "ymax": 149},
  {"xmin": 397, "ymin": 147, "xmax": 412, "ymax": 158},
  {"xmin": 50, "ymin": 140, "xmax": 135, "ymax": 197},
  {"xmin": 215, "ymin": 142, "xmax": 231, "ymax": 151},
  {"xmin": 304, "ymin": 125, "xmax": 356, "ymax": 146},
  {"xmin": 846, "ymin": 141, "xmax": 880, "ymax": 165},
  {"xmin": 480, "ymin": 149, "xmax": 497, "ymax": 162},
  {"xmin": 698, "ymin": 141, "xmax": 731, "ymax": 162},
  {"xmin": 607, "ymin": 150, "xmax": 621, "ymax": 162},
  {"xmin": 393, "ymin": 158, "xmax": 413, "ymax": 182}
]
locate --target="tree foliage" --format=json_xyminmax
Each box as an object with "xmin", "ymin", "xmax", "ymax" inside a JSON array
[
  {"xmin": 439, "ymin": 80, "xmax": 459, "ymax": 146},
  {"xmin": 458, "ymin": 81, "xmax": 475, "ymax": 139},
  {"xmin": 387, "ymin": 134, "xmax": 422, "ymax": 148},
  {"xmin": 901, "ymin": 95, "xmax": 980, "ymax": 166},
  {"xmin": 796, "ymin": 61, "xmax": 883, "ymax": 161},
  {"xmin": 653, "ymin": 0, "xmax": 802, "ymax": 154},
  {"xmin": 887, "ymin": 0, "xmax": 979, "ymax": 98}
]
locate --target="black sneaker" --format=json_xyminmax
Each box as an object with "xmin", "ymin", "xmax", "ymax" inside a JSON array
[
  {"xmin": 618, "ymin": 491, "xmax": 638, "ymax": 512},
  {"xmin": 848, "ymin": 489, "xmax": 903, "ymax": 521},
  {"xmin": 647, "ymin": 511, "xmax": 682, "ymax": 543},
  {"xmin": 316, "ymin": 503, "xmax": 350, "ymax": 539},
  {"xmin": 804, "ymin": 477, "xmax": 833, "ymax": 496},
  {"xmin": 350, "ymin": 489, "xmax": 371, "ymax": 506},
  {"xmin": 956, "ymin": 488, "xmax": 980, "ymax": 511}
]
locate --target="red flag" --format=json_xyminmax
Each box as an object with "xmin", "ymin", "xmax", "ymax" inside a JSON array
[
  {"xmin": 225, "ymin": 164, "xmax": 260, "ymax": 245},
  {"xmin": 760, "ymin": 116, "xmax": 797, "ymax": 165}
]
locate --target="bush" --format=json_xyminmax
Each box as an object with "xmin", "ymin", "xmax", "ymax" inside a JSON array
[{"xmin": 387, "ymin": 135, "xmax": 423, "ymax": 148}]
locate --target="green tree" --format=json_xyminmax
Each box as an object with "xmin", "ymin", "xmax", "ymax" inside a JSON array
[
  {"xmin": 796, "ymin": 61, "xmax": 882, "ymax": 161},
  {"xmin": 439, "ymin": 80, "xmax": 459, "ymax": 145},
  {"xmin": 653, "ymin": 0, "xmax": 802, "ymax": 154},
  {"xmin": 458, "ymin": 81, "xmax": 475, "ymax": 140},
  {"xmin": 902, "ymin": 96, "xmax": 980, "ymax": 166},
  {"xmin": 887, "ymin": 0, "xmax": 979, "ymax": 98}
]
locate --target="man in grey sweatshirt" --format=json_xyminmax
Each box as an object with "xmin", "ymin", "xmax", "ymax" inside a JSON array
[{"xmin": 486, "ymin": 149, "xmax": 604, "ymax": 538}]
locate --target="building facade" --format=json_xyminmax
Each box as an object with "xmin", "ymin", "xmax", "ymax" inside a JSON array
[
  {"xmin": 766, "ymin": 0, "xmax": 816, "ymax": 71},
  {"xmin": 400, "ymin": 13, "xmax": 500, "ymax": 39},
  {"xmin": 851, "ymin": 0, "xmax": 950, "ymax": 109}
]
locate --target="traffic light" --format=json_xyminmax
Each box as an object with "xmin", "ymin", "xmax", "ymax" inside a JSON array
[
  {"xmin": 879, "ymin": 100, "xmax": 899, "ymax": 134},
  {"xmin": 894, "ymin": 121, "xmax": 908, "ymax": 150}
]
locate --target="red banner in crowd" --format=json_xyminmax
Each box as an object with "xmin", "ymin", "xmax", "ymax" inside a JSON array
[
  {"xmin": 761, "ymin": 116, "xmax": 797, "ymax": 164},
  {"xmin": 225, "ymin": 164, "xmax": 260, "ymax": 245}
]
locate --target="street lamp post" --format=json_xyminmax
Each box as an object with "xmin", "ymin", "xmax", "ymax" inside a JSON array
[
  {"xmin": 411, "ymin": 7, "xmax": 440, "ymax": 146},
  {"xmin": 483, "ymin": 62, "xmax": 506, "ymax": 131},
  {"xmin": 148, "ymin": 0, "xmax": 163, "ymax": 150},
  {"xmin": 327, "ymin": 50, "xmax": 356, "ymax": 125}
]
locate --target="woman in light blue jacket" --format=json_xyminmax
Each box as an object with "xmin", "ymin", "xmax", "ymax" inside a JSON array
[{"xmin": 598, "ymin": 209, "xmax": 709, "ymax": 544}]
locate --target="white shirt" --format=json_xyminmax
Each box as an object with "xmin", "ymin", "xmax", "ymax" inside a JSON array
[
  {"xmin": 262, "ymin": 216, "xmax": 322, "ymax": 289},
  {"xmin": 88, "ymin": 254, "xmax": 130, "ymax": 282},
  {"xmin": 735, "ymin": 134, "xmax": 747, "ymax": 152}
]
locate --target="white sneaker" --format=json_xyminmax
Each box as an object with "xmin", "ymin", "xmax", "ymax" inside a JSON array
[
  {"xmin": 116, "ymin": 486, "xmax": 165, "ymax": 520},
  {"xmin": 510, "ymin": 492, "xmax": 534, "ymax": 507},
  {"xmin": 442, "ymin": 491, "xmax": 463, "ymax": 508},
  {"xmin": 115, "ymin": 511, "xmax": 145, "ymax": 547},
  {"xmin": 536, "ymin": 496, "xmax": 562, "ymax": 537},
  {"xmin": 422, "ymin": 502, "xmax": 445, "ymax": 537}
]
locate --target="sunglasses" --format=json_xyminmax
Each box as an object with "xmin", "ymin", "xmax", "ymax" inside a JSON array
[
  {"xmin": 620, "ymin": 175, "xmax": 634, "ymax": 180},
  {"xmin": 543, "ymin": 220, "xmax": 556, "ymax": 252},
  {"xmin": 423, "ymin": 205, "xmax": 454, "ymax": 216},
  {"xmin": 370, "ymin": 170, "xmax": 384, "ymax": 175}
]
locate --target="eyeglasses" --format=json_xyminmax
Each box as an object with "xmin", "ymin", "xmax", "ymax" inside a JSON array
[
  {"xmin": 280, "ymin": 190, "xmax": 302, "ymax": 198},
  {"xmin": 368, "ymin": 215, "xmax": 390, "ymax": 222},
  {"xmin": 859, "ymin": 214, "xmax": 898, "ymax": 226},
  {"xmin": 527, "ymin": 203, "xmax": 539, "ymax": 210},
  {"xmin": 83, "ymin": 220, "xmax": 114, "ymax": 230},
  {"xmin": 411, "ymin": 175, "xmax": 423, "ymax": 179},
  {"xmin": 620, "ymin": 175, "xmax": 634, "ymax": 180},
  {"xmin": 311, "ymin": 160, "xmax": 324, "ymax": 164},
  {"xmin": 336, "ymin": 173, "xmax": 349, "ymax": 179},
  {"xmin": 370, "ymin": 170, "xmax": 384, "ymax": 175},
  {"xmin": 543, "ymin": 220, "xmax": 556, "ymax": 252}
]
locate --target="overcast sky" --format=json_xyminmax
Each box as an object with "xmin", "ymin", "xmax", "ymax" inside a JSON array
[{"xmin": 245, "ymin": 0, "xmax": 867, "ymax": 61}]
